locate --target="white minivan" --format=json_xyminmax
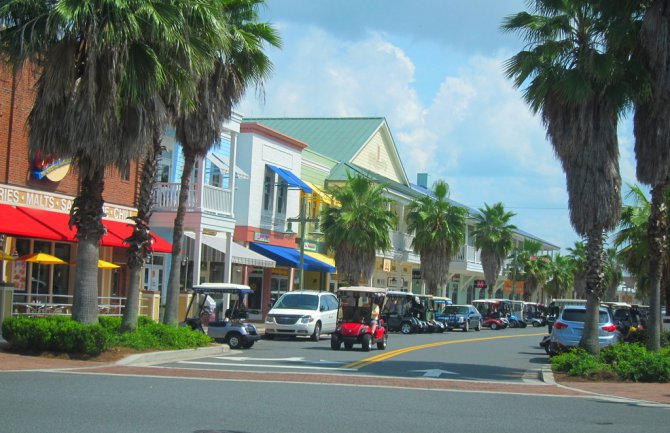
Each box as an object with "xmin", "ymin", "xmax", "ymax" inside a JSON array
[{"xmin": 264, "ymin": 291, "xmax": 339, "ymax": 341}]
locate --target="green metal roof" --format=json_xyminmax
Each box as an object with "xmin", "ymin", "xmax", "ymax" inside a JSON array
[
  {"xmin": 242, "ymin": 117, "xmax": 385, "ymax": 162},
  {"xmin": 326, "ymin": 162, "xmax": 420, "ymax": 200}
]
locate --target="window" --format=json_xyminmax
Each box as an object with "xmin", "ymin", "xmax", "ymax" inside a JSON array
[
  {"xmin": 276, "ymin": 180, "xmax": 287, "ymax": 214},
  {"xmin": 263, "ymin": 174, "xmax": 273, "ymax": 211},
  {"xmin": 119, "ymin": 161, "xmax": 130, "ymax": 181},
  {"xmin": 157, "ymin": 149, "xmax": 172, "ymax": 183},
  {"xmin": 325, "ymin": 295, "xmax": 339, "ymax": 311}
]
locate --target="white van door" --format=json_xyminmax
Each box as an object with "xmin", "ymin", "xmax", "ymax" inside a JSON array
[{"xmin": 322, "ymin": 294, "xmax": 338, "ymax": 333}]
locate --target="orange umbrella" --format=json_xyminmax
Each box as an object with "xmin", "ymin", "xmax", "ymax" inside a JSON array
[
  {"xmin": 18, "ymin": 252, "xmax": 67, "ymax": 292},
  {"xmin": 70, "ymin": 259, "xmax": 120, "ymax": 269}
]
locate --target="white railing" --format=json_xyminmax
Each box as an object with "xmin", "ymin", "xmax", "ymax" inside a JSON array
[
  {"xmin": 152, "ymin": 183, "xmax": 232, "ymax": 215},
  {"xmin": 390, "ymin": 230, "xmax": 415, "ymax": 252},
  {"xmin": 11, "ymin": 293, "xmax": 148, "ymax": 317},
  {"xmin": 455, "ymin": 245, "xmax": 482, "ymax": 264}
]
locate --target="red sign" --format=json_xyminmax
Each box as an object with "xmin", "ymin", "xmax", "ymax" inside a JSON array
[{"xmin": 474, "ymin": 279, "xmax": 487, "ymax": 289}]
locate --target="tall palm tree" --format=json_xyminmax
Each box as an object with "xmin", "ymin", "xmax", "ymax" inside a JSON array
[
  {"xmin": 515, "ymin": 239, "xmax": 550, "ymax": 301},
  {"xmin": 322, "ymin": 174, "xmax": 396, "ymax": 286},
  {"xmin": 163, "ymin": 0, "xmax": 280, "ymax": 325},
  {"xmin": 472, "ymin": 202, "xmax": 517, "ymax": 298},
  {"xmin": 545, "ymin": 254, "xmax": 575, "ymax": 299},
  {"xmin": 406, "ymin": 180, "xmax": 467, "ymax": 296},
  {"xmin": 0, "ymin": 0, "xmax": 199, "ymax": 324},
  {"xmin": 631, "ymin": 0, "xmax": 670, "ymax": 351},
  {"xmin": 503, "ymin": 0, "xmax": 631, "ymax": 354}
]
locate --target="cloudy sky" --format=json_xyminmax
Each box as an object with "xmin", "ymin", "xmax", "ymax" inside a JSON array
[{"xmin": 238, "ymin": 0, "xmax": 639, "ymax": 251}]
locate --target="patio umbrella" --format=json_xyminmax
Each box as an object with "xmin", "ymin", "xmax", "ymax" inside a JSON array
[
  {"xmin": 18, "ymin": 252, "xmax": 67, "ymax": 293},
  {"xmin": 69, "ymin": 259, "xmax": 121, "ymax": 269}
]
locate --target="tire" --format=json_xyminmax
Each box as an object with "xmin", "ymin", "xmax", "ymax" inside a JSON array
[
  {"xmin": 361, "ymin": 334, "xmax": 372, "ymax": 352},
  {"xmin": 490, "ymin": 322, "xmax": 498, "ymax": 330},
  {"xmin": 475, "ymin": 320, "xmax": 481, "ymax": 332},
  {"xmin": 377, "ymin": 333, "xmax": 388, "ymax": 350},
  {"xmin": 533, "ymin": 321, "xmax": 541, "ymax": 327},
  {"xmin": 330, "ymin": 334, "xmax": 341, "ymax": 350},
  {"xmin": 463, "ymin": 320, "xmax": 469, "ymax": 332},
  {"xmin": 242, "ymin": 341, "xmax": 254, "ymax": 349},
  {"xmin": 227, "ymin": 333, "xmax": 243, "ymax": 349},
  {"xmin": 520, "ymin": 321, "xmax": 527, "ymax": 328},
  {"xmin": 400, "ymin": 322, "xmax": 413, "ymax": 334},
  {"xmin": 344, "ymin": 342, "xmax": 354, "ymax": 350},
  {"xmin": 310, "ymin": 322, "xmax": 321, "ymax": 342}
]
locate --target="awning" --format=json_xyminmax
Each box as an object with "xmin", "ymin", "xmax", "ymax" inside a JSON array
[
  {"xmin": 305, "ymin": 181, "xmax": 340, "ymax": 207},
  {"xmin": 14, "ymin": 206, "xmax": 172, "ymax": 253},
  {"xmin": 0, "ymin": 203, "xmax": 66, "ymax": 241},
  {"xmin": 304, "ymin": 251, "xmax": 336, "ymax": 269},
  {"xmin": 184, "ymin": 233, "xmax": 276, "ymax": 268},
  {"xmin": 206, "ymin": 153, "xmax": 250, "ymax": 180},
  {"xmin": 249, "ymin": 242, "xmax": 336, "ymax": 273},
  {"xmin": 266, "ymin": 164, "xmax": 312, "ymax": 193}
]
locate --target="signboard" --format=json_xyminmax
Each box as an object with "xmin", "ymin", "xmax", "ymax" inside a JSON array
[
  {"xmin": 32, "ymin": 156, "xmax": 72, "ymax": 182},
  {"xmin": 382, "ymin": 258, "xmax": 391, "ymax": 272},
  {"xmin": 253, "ymin": 231, "xmax": 270, "ymax": 243},
  {"xmin": 0, "ymin": 184, "xmax": 135, "ymax": 222},
  {"xmin": 474, "ymin": 279, "xmax": 487, "ymax": 289}
]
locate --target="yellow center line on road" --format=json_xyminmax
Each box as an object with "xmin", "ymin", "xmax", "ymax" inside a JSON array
[{"xmin": 344, "ymin": 332, "xmax": 546, "ymax": 370}]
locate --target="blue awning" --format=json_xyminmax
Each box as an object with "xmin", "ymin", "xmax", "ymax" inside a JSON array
[
  {"xmin": 267, "ymin": 164, "xmax": 312, "ymax": 194},
  {"xmin": 249, "ymin": 243, "xmax": 336, "ymax": 273}
]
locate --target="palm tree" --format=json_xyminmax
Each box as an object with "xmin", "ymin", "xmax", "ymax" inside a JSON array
[
  {"xmin": 631, "ymin": 0, "xmax": 670, "ymax": 351},
  {"xmin": 472, "ymin": 202, "xmax": 517, "ymax": 298},
  {"xmin": 163, "ymin": 0, "xmax": 280, "ymax": 325},
  {"xmin": 545, "ymin": 254, "xmax": 575, "ymax": 299},
  {"xmin": 514, "ymin": 239, "xmax": 550, "ymax": 301},
  {"xmin": 406, "ymin": 180, "xmax": 467, "ymax": 296},
  {"xmin": 503, "ymin": 0, "xmax": 631, "ymax": 354},
  {"xmin": 603, "ymin": 247, "xmax": 623, "ymax": 302},
  {"xmin": 0, "ymin": 0, "xmax": 201, "ymax": 324},
  {"xmin": 567, "ymin": 241, "xmax": 588, "ymax": 298},
  {"xmin": 322, "ymin": 174, "xmax": 396, "ymax": 285}
]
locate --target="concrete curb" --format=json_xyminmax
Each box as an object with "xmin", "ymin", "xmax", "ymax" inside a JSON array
[
  {"xmin": 116, "ymin": 344, "xmax": 230, "ymax": 366},
  {"xmin": 540, "ymin": 365, "xmax": 555, "ymax": 385}
]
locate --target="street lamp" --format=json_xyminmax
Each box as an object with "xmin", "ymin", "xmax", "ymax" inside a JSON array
[{"xmin": 286, "ymin": 194, "xmax": 323, "ymax": 290}]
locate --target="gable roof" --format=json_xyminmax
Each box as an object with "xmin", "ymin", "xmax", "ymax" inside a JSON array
[
  {"xmin": 242, "ymin": 117, "xmax": 385, "ymax": 163},
  {"xmin": 327, "ymin": 162, "xmax": 419, "ymax": 201}
]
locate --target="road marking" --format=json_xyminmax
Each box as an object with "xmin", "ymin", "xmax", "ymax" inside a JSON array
[
  {"xmin": 215, "ymin": 356, "xmax": 342, "ymax": 365},
  {"xmin": 178, "ymin": 360, "xmax": 357, "ymax": 372},
  {"xmin": 343, "ymin": 332, "xmax": 545, "ymax": 369},
  {"xmin": 410, "ymin": 368, "xmax": 458, "ymax": 377}
]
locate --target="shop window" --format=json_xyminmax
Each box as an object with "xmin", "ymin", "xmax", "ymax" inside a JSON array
[
  {"xmin": 119, "ymin": 161, "xmax": 130, "ymax": 181},
  {"xmin": 53, "ymin": 243, "xmax": 71, "ymax": 303},
  {"xmin": 263, "ymin": 173, "xmax": 274, "ymax": 211},
  {"xmin": 276, "ymin": 180, "xmax": 287, "ymax": 214}
]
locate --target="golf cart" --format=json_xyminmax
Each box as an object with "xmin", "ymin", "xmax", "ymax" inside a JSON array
[
  {"xmin": 382, "ymin": 290, "xmax": 428, "ymax": 334},
  {"xmin": 330, "ymin": 286, "xmax": 388, "ymax": 351},
  {"xmin": 183, "ymin": 283, "xmax": 261, "ymax": 349},
  {"xmin": 416, "ymin": 294, "xmax": 446, "ymax": 333}
]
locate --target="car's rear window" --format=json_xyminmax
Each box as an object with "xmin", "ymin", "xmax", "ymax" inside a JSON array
[
  {"xmin": 444, "ymin": 306, "xmax": 469, "ymax": 314},
  {"xmin": 562, "ymin": 309, "xmax": 609, "ymax": 324}
]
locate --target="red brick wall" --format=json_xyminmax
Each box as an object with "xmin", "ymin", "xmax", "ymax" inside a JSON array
[{"xmin": 0, "ymin": 64, "xmax": 139, "ymax": 208}]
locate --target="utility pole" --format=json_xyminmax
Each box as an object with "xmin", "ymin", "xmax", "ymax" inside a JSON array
[{"xmin": 286, "ymin": 194, "xmax": 321, "ymax": 290}]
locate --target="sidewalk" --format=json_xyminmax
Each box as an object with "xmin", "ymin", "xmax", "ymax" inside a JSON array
[{"xmin": 1, "ymin": 340, "xmax": 668, "ymax": 405}]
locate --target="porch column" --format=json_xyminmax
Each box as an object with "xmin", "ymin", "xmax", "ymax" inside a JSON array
[
  {"xmin": 262, "ymin": 267, "xmax": 272, "ymax": 318},
  {"xmin": 192, "ymin": 230, "xmax": 202, "ymax": 286},
  {"xmin": 223, "ymin": 232, "xmax": 233, "ymax": 283},
  {"xmin": 229, "ymin": 131, "xmax": 237, "ymax": 218},
  {"xmin": 288, "ymin": 267, "xmax": 296, "ymax": 291},
  {"xmin": 196, "ymin": 155, "xmax": 206, "ymax": 211}
]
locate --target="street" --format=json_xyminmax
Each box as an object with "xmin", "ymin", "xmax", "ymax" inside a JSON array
[{"xmin": 1, "ymin": 327, "xmax": 669, "ymax": 433}]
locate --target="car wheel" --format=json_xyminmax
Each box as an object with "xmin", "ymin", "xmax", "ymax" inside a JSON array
[
  {"xmin": 242, "ymin": 341, "xmax": 254, "ymax": 349},
  {"xmin": 520, "ymin": 321, "xmax": 527, "ymax": 328},
  {"xmin": 227, "ymin": 333, "xmax": 243, "ymax": 349},
  {"xmin": 377, "ymin": 333, "xmax": 388, "ymax": 350},
  {"xmin": 475, "ymin": 320, "xmax": 481, "ymax": 331},
  {"xmin": 361, "ymin": 334, "xmax": 372, "ymax": 352},
  {"xmin": 344, "ymin": 342, "xmax": 354, "ymax": 350},
  {"xmin": 330, "ymin": 334, "xmax": 341, "ymax": 350},
  {"xmin": 490, "ymin": 322, "xmax": 498, "ymax": 330},
  {"xmin": 400, "ymin": 322, "xmax": 413, "ymax": 334},
  {"xmin": 533, "ymin": 321, "xmax": 541, "ymax": 327},
  {"xmin": 463, "ymin": 321, "xmax": 469, "ymax": 332},
  {"xmin": 310, "ymin": 322, "xmax": 321, "ymax": 342}
]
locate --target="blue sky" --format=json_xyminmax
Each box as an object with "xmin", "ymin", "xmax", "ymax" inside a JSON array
[{"xmin": 238, "ymin": 0, "xmax": 639, "ymax": 251}]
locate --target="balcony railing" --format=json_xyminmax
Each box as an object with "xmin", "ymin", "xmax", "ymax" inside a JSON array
[
  {"xmin": 455, "ymin": 245, "xmax": 482, "ymax": 264},
  {"xmin": 390, "ymin": 230, "xmax": 415, "ymax": 252},
  {"xmin": 152, "ymin": 182, "xmax": 232, "ymax": 216}
]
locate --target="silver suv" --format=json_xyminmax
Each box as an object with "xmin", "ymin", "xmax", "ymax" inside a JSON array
[
  {"xmin": 264, "ymin": 291, "xmax": 339, "ymax": 341},
  {"xmin": 549, "ymin": 306, "xmax": 619, "ymax": 354}
]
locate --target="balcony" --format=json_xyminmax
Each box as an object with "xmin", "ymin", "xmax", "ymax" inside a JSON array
[
  {"xmin": 152, "ymin": 182, "xmax": 233, "ymax": 216},
  {"xmin": 390, "ymin": 230, "xmax": 414, "ymax": 252}
]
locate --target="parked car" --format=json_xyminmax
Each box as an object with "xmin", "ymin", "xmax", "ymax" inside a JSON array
[
  {"xmin": 264, "ymin": 291, "xmax": 339, "ymax": 341},
  {"xmin": 549, "ymin": 305, "xmax": 619, "ymax": 355},
  {"xmin": 442, "ymin": 304, "xmax": 482, "ymax": 332}
]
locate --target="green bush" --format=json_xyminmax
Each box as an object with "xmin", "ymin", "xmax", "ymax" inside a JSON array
[
  {"xmin": 2, "ymin": 316, "xmax": 110, "ymax": 356},
  {"xmin": 2, "ymin": 315, "xmax": 211, "ymax": 356},
  {"xmin": 600, "ymin": 343, "xmax": 670, "ymax": 382},
  {"xmin": 551, "ymin": 348, "xmax": 611, "ymax": 377}
]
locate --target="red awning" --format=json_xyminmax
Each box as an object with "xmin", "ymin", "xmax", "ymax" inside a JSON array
[
  {"xmin": 13, "ymin": 206, "xmax": 172, "ymax": 252},
  {"xmin": 0, "ymin": 203, "xmax": 67, "ymax": 241}
]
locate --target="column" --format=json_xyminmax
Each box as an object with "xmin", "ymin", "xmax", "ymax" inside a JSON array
[
  {"xmin": 228, "ymin": 130, "xmax": 237, "ymax": 218},
  {"xmin": 192, "ymin": 230, "xmax": 202, "ymax": 286},
  {"xmin": 223, "ymin": 232, "xmax": 233, "ymax": 283}
]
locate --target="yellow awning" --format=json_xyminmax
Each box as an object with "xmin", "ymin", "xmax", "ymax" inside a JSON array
[
  {"xmin": 304, "ymin": 251, "xmax": 336, "ymax": 269},
  {"xmin": 304, "ymin": 181, "xmax": 341, "ymax": 208}
]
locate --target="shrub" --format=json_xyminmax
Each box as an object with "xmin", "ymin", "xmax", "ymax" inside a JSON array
[
  {"xmin": 600, "ymin": 343, "xmax": 670, "ymax": 382},
  {"xmin": 117, "ymin": 322, "xmax": 212, "ymax": 350},
  {"xmin": 550, "ymin": 348, "xmax": 611, "ymax": 377}
]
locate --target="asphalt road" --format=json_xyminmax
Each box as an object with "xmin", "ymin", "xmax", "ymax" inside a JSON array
[
  {"xmin": 0, "ymin": 371, "xmax": 667, "ymax": 433},
  {"xmin": 164, "ymin": 327, "xmax": 550, "ymax": 382}
]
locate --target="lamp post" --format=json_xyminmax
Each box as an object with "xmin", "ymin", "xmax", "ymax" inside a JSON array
[{"xmin": 286, "ymin": 194, "xmax": 322, "ymax": 290}]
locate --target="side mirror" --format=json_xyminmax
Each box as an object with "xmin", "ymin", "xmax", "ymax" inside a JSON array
[{"xmin": 320, "ymin": 305, "xmax": 327, "ymax": 312}]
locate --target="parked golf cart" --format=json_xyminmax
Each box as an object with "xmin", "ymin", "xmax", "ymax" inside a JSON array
[
  {"xmin": 472, "ymin": 299, "xmax": 507, "ymax": 330},
  {"xmin": 330, "ymin": 286, "xmax": 388, "ymax": 351},
  {"xmin": 382, "ymin": 290, "xmax": 428, "ymax": 334},
  {"xmin": 183, "ymin": 283, "xmax": 261, "ymax": 349},
  {"xmin": 416, "ymin": 294, "xmax": 446, "ymax": 333},
  {"xmin": 432, "ymin": 296, "xmax": 453, "ymax": 325}
]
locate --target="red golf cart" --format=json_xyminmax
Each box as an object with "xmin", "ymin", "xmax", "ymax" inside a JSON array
[{"xmin": 330, "ymin": 286, "xmax": 388, "ymax": 351}]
